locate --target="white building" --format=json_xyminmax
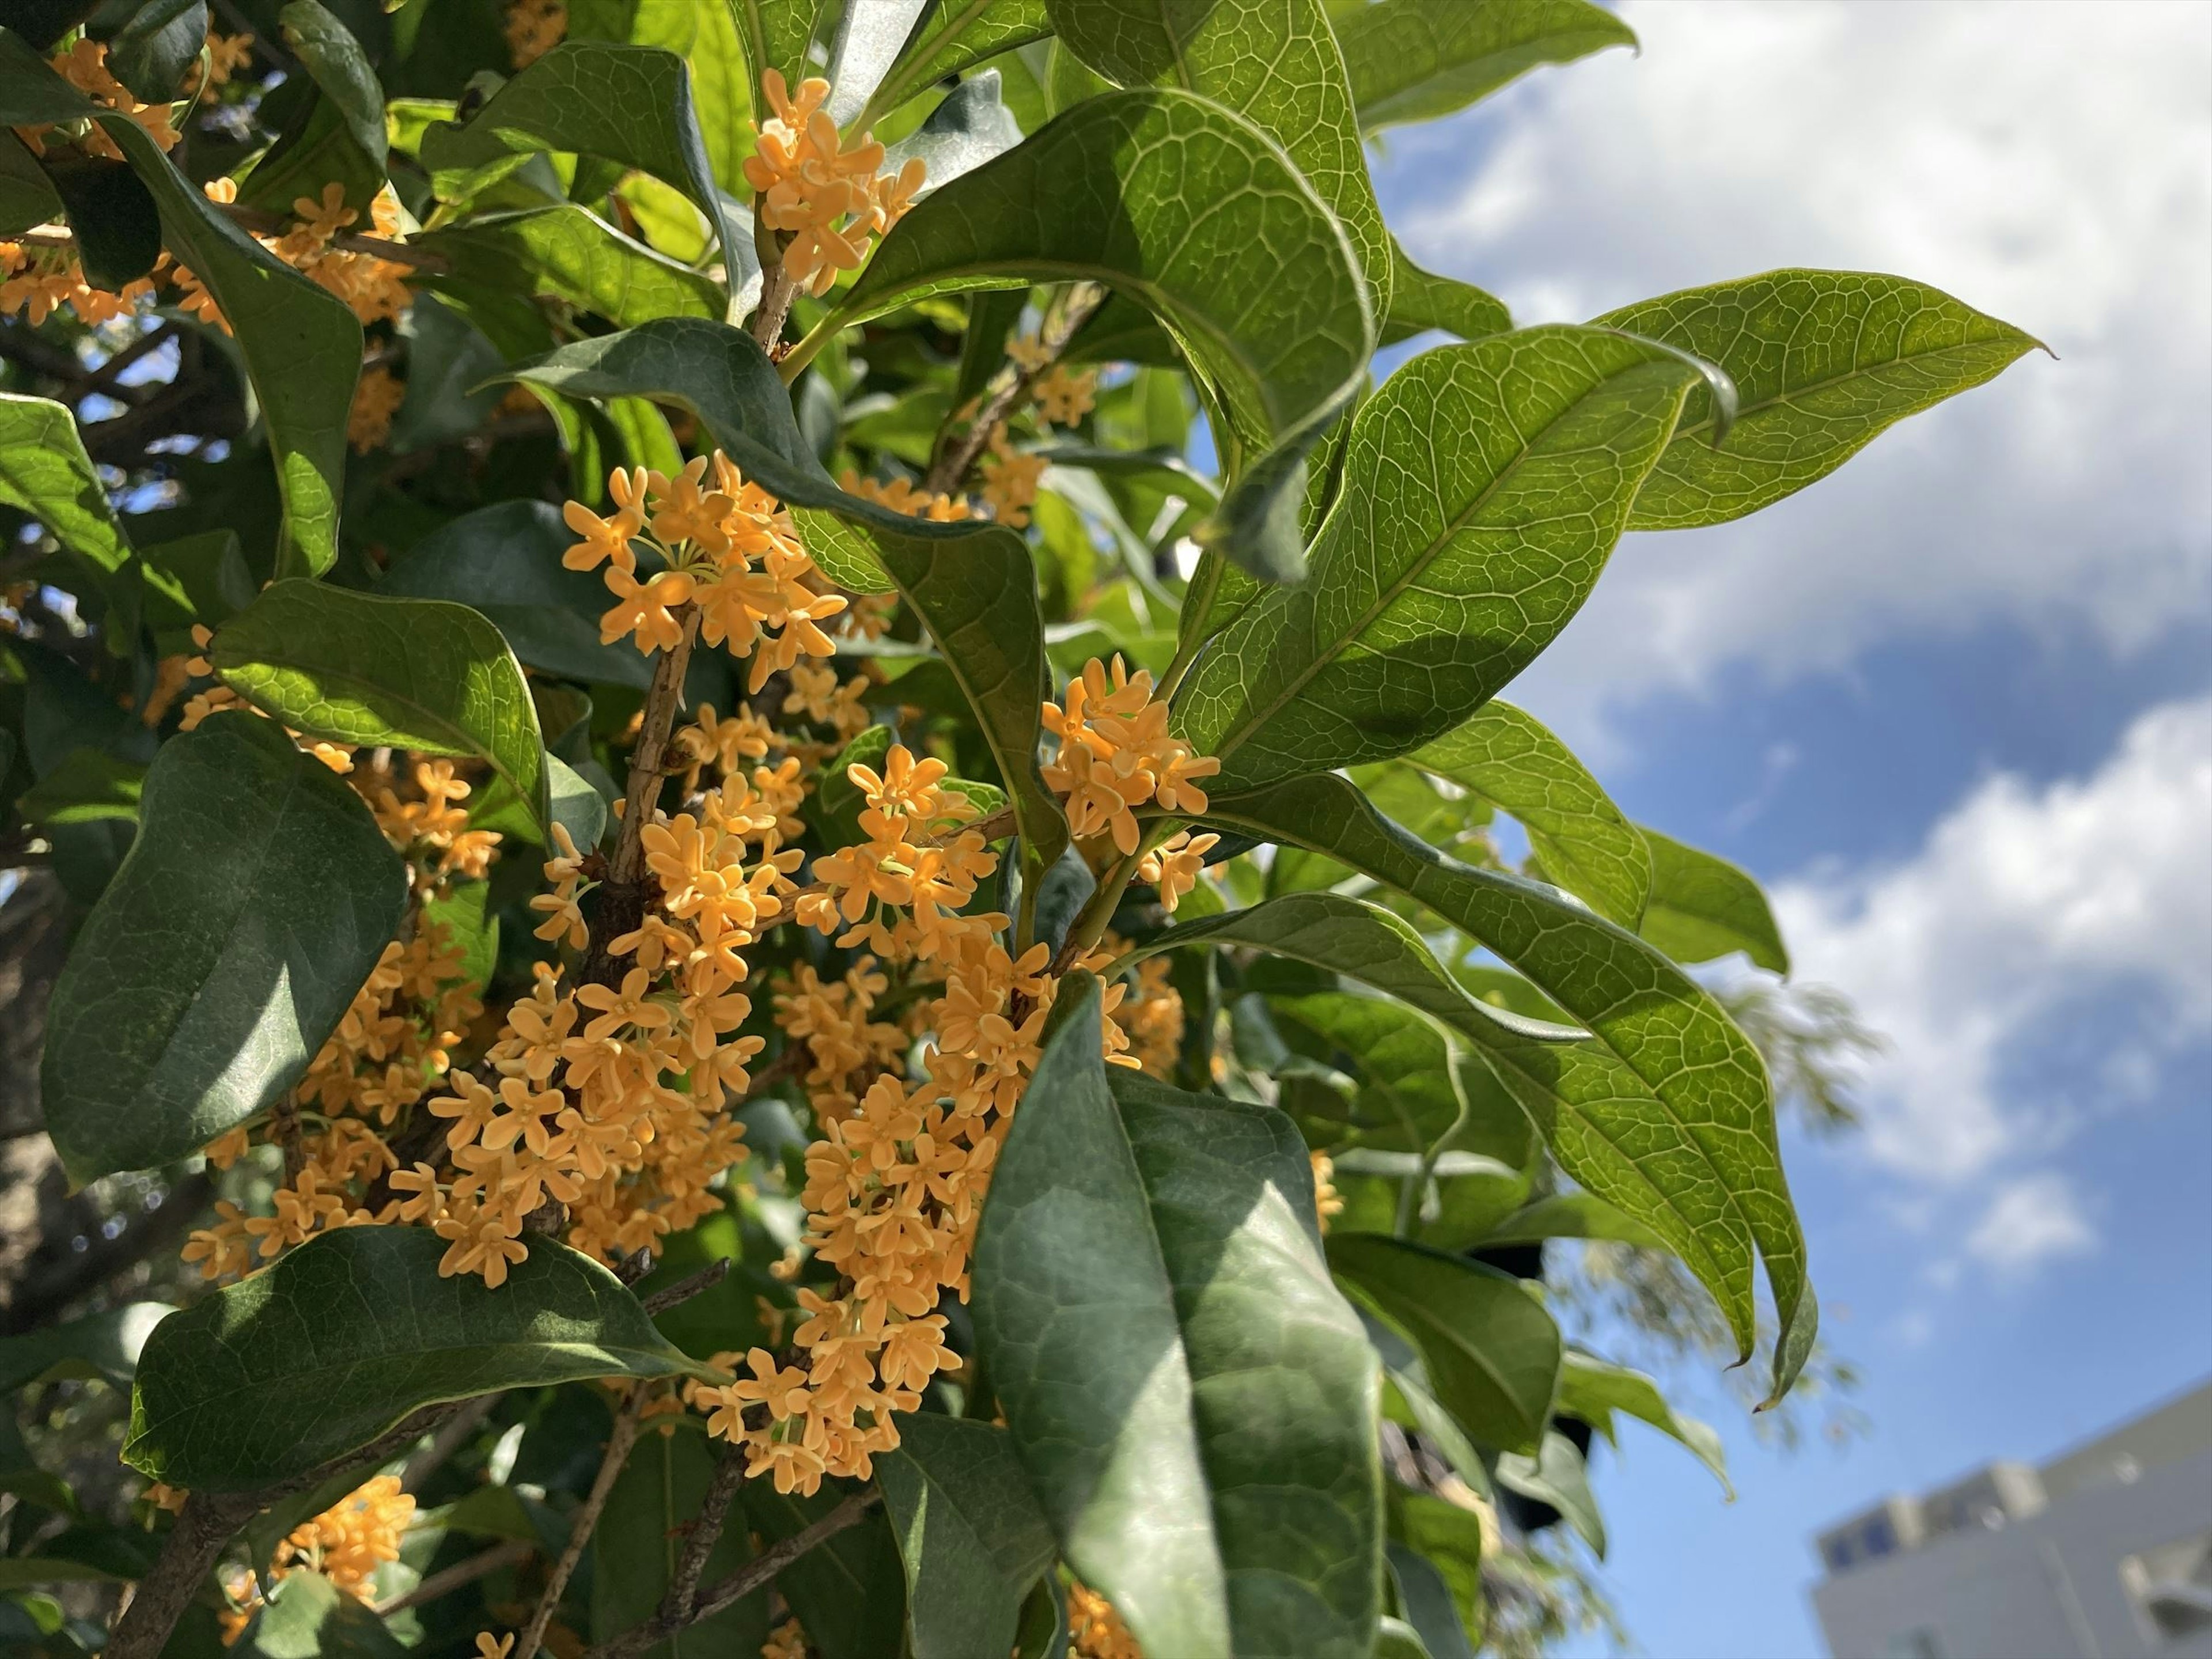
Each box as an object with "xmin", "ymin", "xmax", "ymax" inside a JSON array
[{"xmin": 1811, "ymin": 1379, "xmax": 2212, "ymax": 1658}]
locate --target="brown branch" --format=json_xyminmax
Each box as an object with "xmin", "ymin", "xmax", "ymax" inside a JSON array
[
  {"xmin": 214, "ymin": 202, "xmax": 451, "ymax": 274},
  {"xmin": 641, "ymin": 1257, "xmax": 730, "ymax": 1316},
  {"xmin": 664, "ymin": 1446, "xmax": 747, "ymax": 1622},
  {"xmin": 514, "ymin": 1384, "xmax": 650, "ymax": 1659},
  {"xmin": 585, "ymin": 1487, "xmax": 882, "ymax": 1659},
  {"xmin": 925, "ymin": 282, "xmax": 1105, "ymax": 495},
  {"xmin": 374, "ymin": 1538, "xmax": 533, "ymax": 1616},
  {"xmin": 583, "ymin": 606, "xmax": 699, "ymax": 989}
]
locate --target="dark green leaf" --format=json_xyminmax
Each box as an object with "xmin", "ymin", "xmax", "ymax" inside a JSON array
[
  {"xmin": 39, "ymin": 154, "xmax": 160, "ymax": 287},
  {"xmin": 835, "ymin": 88, "xmax": 1374, "ymax": 584},
  {"xmin": 593, "ymin": 1428, "xmax": 768, "ymax": 1657},
  {"xmin": 211, "ymin": 578, "xmax": 551, "ymax": 840},
  {"xmin": 419, "ymin": 204, "xmax": 724, "ymax": 327},
  {"xmin": 1597, "ymin": 270, "xmax": 2041, "ymax": 530},
  {"xmin": 0, "ymin": 1303, "xmax": 176, "ymax": 1395},
  {"xmin": 1382, "ymin": 238, "xmax": 1510, "ymax": 346},
  {"xmin": 878, "ymin": 1414, "xmax": 1056, "ymax": 1659},
  {"xmin": 40, "ymin": 713, "xmax": 407, "ymax": 1183},
  {"xmin": 1408, "ymin": 700, "xmax": 1650, "ymax": 929},
  {"xmin": 1175, "ymin": 329, "xmax": 1703, "ymax": 791},
  {"xmin": 1387, "ymin": 1541, "xmax": 1474, "ymax": 1659},
  {"xmin": 99, "ymin": 112, "xmax": 362, "ymax": 577},
  {"xmin": 418, "ymin": 41, "xmax": 738, "ymax": 302},
  {"xmin": 234, "ymin": 1569, "xmax": 408, "ymax": 1658},
  {"xmin": 106, "ymin": 0, "xmax": 207, "ymax": 101},
  {"xmin": 1638, "ymin": 825, "xmax": 1789, "ymax": 974},
  {"xmin": 1556, "ymin": 1351, "xmax": 1728, "ymax": 1495},
  {"xmin": 499, "ymin": 319, "xmax": 1067, "ymax": 869},
  {"xmin": 1333, "ymin": 0, "xmax": 1635, "ymax": 133},
  {"xmin": 972, "ymin": 975, "xmax": 1384, "ymax": 1659},
  {"xmin": 1197, "ymin": 778, "xmax": 1816, "ymax": 1400},
  {"xmin": 378, "ymin": 499, "xmax": 655, "ymax": 690},
  {"xmin": 1328, "ymin": 1233, "xmax": 1559, "ymax": 1453},
  {"xmin": 14, "ymin": 748, "xmax": 144, "ymax": 828},
  {"xmin": 124, "ymin": 1226, "xmax": 701, "ymax": 1490},
  {"xmin": 859, "ymin": 0, "xmax": 1054, "ymax": 126},
  {"xmin": 741, "ymin": 1482, "xmax": 908, "ymax": 1659},
  {"xmin": 1479, "ymin": 1192, "xmax": 1667, "ymax": 1252},
  {"xmin": 238, "ymin": 1, "xmax": 389, "ymax": 216},
  {"xmin": 0, "ymin": 130, "xmax": 63, "ymax": 233},
  {"xmin": 1047, "ymin": 0, "xmax": 1392, "ymax": 315}
]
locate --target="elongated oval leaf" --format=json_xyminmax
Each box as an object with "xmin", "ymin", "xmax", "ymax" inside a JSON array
[
  {"xmin": 211, "ymin": 579, "xmax": 550, "ymax": 840},
  {"xmin": 1383, "ymin": 238, "xmax": 1510, "ymax": 344},
  {"xmin": 39, "ymin": 713, "xmax": 407, "ymax": 1183},
  {"xmin": 418, "ymin": 204, "xmax": 724, "ymax": 327},
  {"xmin": 1333, "ymin": 0, "xmax": 1636, "ymax": 134},
  {"xmin": 419, "ymin": 41, "xmax": 738, "ymax": 304},
  {"xmin": 1555, "ymin": 1352, "xmax": 1729, "ymax": 1495},
  {"xmin": 1597, "ymin": 270, "xmax": 2040, "ymax": 530},
  {"xmin": 858, "ymin": 0, "xmax": 1053, "ymax": 126},
  {"xmin": 123, "ymin": 1226, "xmax": 699, "ymax": 1490},
  {"xmin": 835, "ymin": 87, "xmax": 1374, "ymax": 584},
  {"xmin": 499, "ymin": 318, "xmax": 1067, "ymax": 868},
  {"xmin": 1327, "ymin": 1233, "xmax": 1559, "ymax": 1453},
  {"xmin": 1047, "ymin": 0, "xmax": 1392, "ymax": 316},
  {"xmin": 1638, "ymin": 825, "xmax": 1789, "ymax": 974},
  {"xmin": 973, "ymin": 975, "xmax": 1384, "ymax": 1659},
  {"xmin": 1175, "ymin": 328, "xmax": 1702, "ymax": 791},
  {"xmin": 740, "ymin": 1482, "xmax": 908, "ymax": 1659},
  {"xmin": 239, "ymin": 0, "xmax": 388, "ymax": 216},
  {"xmin": 97, "ymin": 115, "xmax": 362, "ymax": 577},
  {"xmin": 1408, "ymin": 701, "xmax": 1650, "ymax": 929},
  {"xmin": 1198, "ymin": 777, "xmax": 1816, "ymax": 1400},
  {"xmin": 0, "ymin": 391, "xmax": 162, "ymax": 643},
  {"xmin": 879, "ymin": 1414, "xmax": 1057, "ymax": 1659},
  {"xmin": 593, "ymin": 1426, "xmax": 769, "ymax": 1652}
]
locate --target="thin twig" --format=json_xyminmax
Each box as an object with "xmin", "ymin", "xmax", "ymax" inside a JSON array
[
  {"xmin": 215, "ymin": 202, "xmax": 451, "ymax": 273},
  {"xmin": 514, "ymin": 1385, "xmax": 651, "ymax": 1659},
  {"xmin": 641, "ymin": 1258, "xmax": 731, "ymax": 1316},
  {"xmin": 400, "ymin": 1393, "xmax": 503, "ymax": 1493},
  {"xmin": 925, "ymin": 282, "xmax": 1105, "ymax": 496},
  {"xmin": 664, "ymin": 1446, "xmax": 748, "ymax": 1620},
  {"xmin": 373, "ymin": 1538, "xmax": 533, "ymax": 1615},
  {"xmin": 585, "ymin": 1488, "xmax": 882, "ymax": 1659}
]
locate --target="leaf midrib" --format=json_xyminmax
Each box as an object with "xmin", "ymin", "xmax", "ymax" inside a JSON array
[{"xmin": 1662, "ymin": 331, "xmax": 2029, "ymax": 447}]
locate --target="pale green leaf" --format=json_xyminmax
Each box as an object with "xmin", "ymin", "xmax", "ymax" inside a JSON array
[
  {"xmin": 0, "ymin": 392, "xmax": 168, "ymax": 640},
  {"xmin": 1333, "ymin": 0, "xmax": 1635, "ymax": 133},
  {"xmin": 418, "ymin": 203, "xmax": 724, "ymax": 327},
  {"xmin": 1408, "ymin": 700, "xmax": 1650, "ymax": 929},
  {"xmin": 123, "ymin": 1226, "xmax": 700, "ymax": 1490},
  {"xmin": 39, "ymin": 714, "xmax": 407, "ymax": 1183},
  {"xmin": 1597, "ymin": 270, "xmax": 2041, "ymax": 530},
  {"xmin": 859, "ymin": 0, "xmax": 1054, "ymax": 126},
  {"xmin": 834, "ymin": 88, "xmax": 1374, "ymax": 584},
  {"xmin": 1480, "ymin": 1192, "xmax": 1667, "ymax": 1252},
  {"xmin": 1382, "ymin": 238, "xmax": 1510, "ymax": 345},
  {"xmin": 211, "ymin": 579, "xmax": 551, "ymax": 840},
  {"xmin": 972, "ymin": 974, "xmax": 1384, "ymax": 1659},
  {"xmin": 1174, "ymin": 328, "xmax": 1702, "ymax": 791},
  {"xmin": 1495, "ymin": 1428, "xmax": 1604, "ymax": 1555},
  {"xmin": 1556, "ymin": 1351, "xmax": 1729, "ymax": 1495},
  {"xmin": 1638, "ymin": 825, "xmax": 1789, "ymax": 974}
]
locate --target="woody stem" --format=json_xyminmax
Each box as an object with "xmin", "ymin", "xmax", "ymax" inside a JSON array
[
  {"xmin": 924, "ymin": 282, "xmax": 1106, "ymax": 497},
  {"xmin": 515, "ymin": 1383, "xmax": 650, "ymax": 1659},
  {"xmin": 585, "ymin": 606, "xmax": 698, "ymax": 988}
]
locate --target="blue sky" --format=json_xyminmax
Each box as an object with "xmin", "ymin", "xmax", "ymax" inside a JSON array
[{"xmin": 1366, "ymin": 3, "xmax": 2212, "ymax": 1653}]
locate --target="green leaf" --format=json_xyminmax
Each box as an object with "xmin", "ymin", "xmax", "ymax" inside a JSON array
[
  {"xmin": 1495, "ymin": 1428, "xmax": 1604, "ymax": 1556},
  {"xmin": 420, "ymin": 876, "xmax": 499, "ymax": 995},
  {"xmin": 123, "ymin": 1226, "xmax": 700, "ymax": 1490},
  {"xmin": 499, "ymin": 318, "xmax": 1067, "ymax": 869},
  {"xmin": 882, "ymin": 69, "xmax": 1026, "ymax": 194},
  {"xmin": 822, "ymin": 0, "xmax": 930, "ymax": 122},
  {"xmin": 833, "ymin": 88, "xmax": 1374, "ymax": 585},
  {"xmin": 419, "ymin": 41, "xmax": 738, "ymax": 305},
  {"xmin": 878, "ymin": 1414, "xmax": 1057, "ymax": 1659},
  {"xmin": 211, "ymin": 579, "xmax": 551, "ymax": 841},
  {"xmin": 1328, "ymin": 1233, "xmax": 1559, "ymax": 1453},
  {"xmin": 1480, "ymin": 1192, "xmax": 1667, "ymax": 1252},
  {"xmin": 106, "ymin": 0, "xmax": 207, "ymax": 102},
  {"xmin": 99, "ymin": 112, "xmax": 362, "ymax": 577},
  {"xmin": 0, "ymin": 1304, "xmax": 177, "ymax": 1395},
  {"xmin": 859, "ymin": 0, "xmax": 1054, "ymax": 126},
  {"xmin": 1556, "ymin": 1351, "xmax": 1729, "ymax": 1496},
  {"xmin": 40, "ymin": 153, "xmax": 161, "ymax": 287},
  {"xmin": 728, "ymin": 0, "xmax": 830, "ymax": 92},
  {"xmin": 593, "ymin": 1427, "xmax": 769, "ymax": 1657},
  {"xmin": 1197, "ymin": 777, "xmax": 1817, "ymax": 1400},
  {"xmin": 378, "ymin": 499, "xmax": 655, "ymax": 690},
  {"xmin": 1407, "ymin": 700, "xmax": 1650, "ymax": 929},
  {"xmin": 235, "ymin": 1569, "xmax": 408, "ymax": 1658},
  {"xmin": 0, "ymin": 130, "xmax": 62, "ymax": 232},
  {"xmin": 1597, "ymin": 270, "xmax": 2041, "ymax": 530},
  {"xmin": 237, "ymin": 1, "xmax": 389, "ymax": 215},
  {"xmin": 1382, "ymin": 238, "xmax": 1510, "ymax": 345},
  {"xmin": 1638, "ymin": 825, "xmax": 1789, "ymax": 974},
  {"xmin": 809, "ymin": 723, "xmax": 896, "ymax": 849},
  {"xmin": 39, "ymin": 713, "xmax": 407, "ymax": 1184},
  {"xmin": 0, "ymin": 392, "xmax": 165, "ymax": 643},
  {"xmin": 1046, "ymin": 0, "xmax": 1392, "ymax": 316},
  {"xmin": 740, "ymin": 1483, "xmax": 908, "ymax": 1659},
  {"xmin": 972, "ymin": 974, "xmax": 1384, "ymax": 1659},
  {"xmin": 14, "ymin": 748, "xmax": 144, "ymax": 828},
  {"xmin": 1174, "ymin": 328, "xmax": 1702, "ymax": 791},
  {"xmin": 1387, "ymin": 1541, "xmax": 1474, "ymax": 1659},
  {"xmin": 418, "ymin": 204, "xmax": 725, "ymax": 327},
  {"xmin": 1332, "ymin": 0, "xmax": 1636, "ymax": 134}
]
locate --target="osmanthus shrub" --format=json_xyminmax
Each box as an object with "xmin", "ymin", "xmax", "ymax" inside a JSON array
[{"xmin": 0, "ymin": 0, "xmax": 2033, "ymax": 1654}]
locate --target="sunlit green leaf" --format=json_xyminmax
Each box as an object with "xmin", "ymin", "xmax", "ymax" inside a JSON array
[
  {"xmin": 1495, "ymin": 1427, "xmax": 1604, "ymax": 1555},
  {"xmin": 419, "ymin": 203, "xmax": 724, "ymax": 327},
  {"xmin": 1556, "ymin": 1351, "xmax": 1729, "ymax": 1495},
  {"xmin": 40, "ymin": 714, "xmax": 407, "ymax": 1184},
  {"xmin": 1382, "ymin": 238, "xmax": 1510, "ymax": 344},
  {"xmin": 859, "ymin": 0, "xmax": 1054, "ymax": 126},
  {"xmin": 1333, "ymin": 0, "xmax": 1635, "ymax": 133},
  {"xmin": 1638, "ymin": 825, "xmax": 1790, "ymax": 974}
]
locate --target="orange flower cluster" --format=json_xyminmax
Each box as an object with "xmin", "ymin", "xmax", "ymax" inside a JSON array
[
  {"xmin": 505, "ymin": 0, "xmax": 567, "ymax": 67},
  {"xmin": 840, "ymin": 469, "xmax": 973, "ymax": 524},
  {"xmin": 173, "ymin": 179, "xmax": 412, "ymax": 332},
  {"xmin": 194, "ymin": 32, "xmax": 256, "ymax": 92},
  {"xmin": 978, "ymin": 435, "xmax": 1047, "ymax": 529},
  {"xmin": 1041, "ymin": 656, "xmax": 1221, "ymax": 856},
  {"xmin": 563, "ymin": 456, "xmax": 847, "ymax": 683},
  {"xmin": 1310, "ymin": 1150, "xmax": 1343, "ymax": 1230},
  {"xmin": 350, "ymin": 364, "xmax": 405, "ymax": 451},
  {"xmin": 1033, "ymin": 364, "xmax": 1099, "ymax": 427},
  {"xmin": 743, "ymin": 71, "xmax": 925, "ymax": 298},
  {"xmin": 14, "ymin": 37, "xmax": 179, "ymax": 161},
  {"xmin": 217, "ymin": 1475, "xmax": 415, "ymax": 1643},
  {"xmin": 762, "ymin": 1618, "xmax": 809, "ymax": 1659},
  {"xmin": 1068, "ymin": 1578, "xmax": 1145, "ymax": 1659}
]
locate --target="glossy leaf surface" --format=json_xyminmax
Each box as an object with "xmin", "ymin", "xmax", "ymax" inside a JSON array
[{"xmin": 879, "ymin": 1414, "xmax": 1057, "ymax": 1659}]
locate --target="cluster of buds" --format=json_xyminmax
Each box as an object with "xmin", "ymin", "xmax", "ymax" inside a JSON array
[
  {"xmin": 215, "ymin": 1475, "xmax": 415, "ymax": 1642},
  {"xmin": 1042, "ymin": 655, "xmax": 1221, "ymax": 856},
  {"xmin": 743, "ymin": 71, "xmax": 925, "ymax": 297}
]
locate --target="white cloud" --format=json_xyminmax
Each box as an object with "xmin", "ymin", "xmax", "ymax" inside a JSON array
[
  {"xmin": 1965, "ymin": 1175, "xmax": 2099, "ymax": 1274},
  {"xmin": 1772, "ymin": 696, "xmax": 2212, "ymax": 1184},
  {"xmin": 1384, "ymin": 0, "xmax": 2212, "ymax": 740}
]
